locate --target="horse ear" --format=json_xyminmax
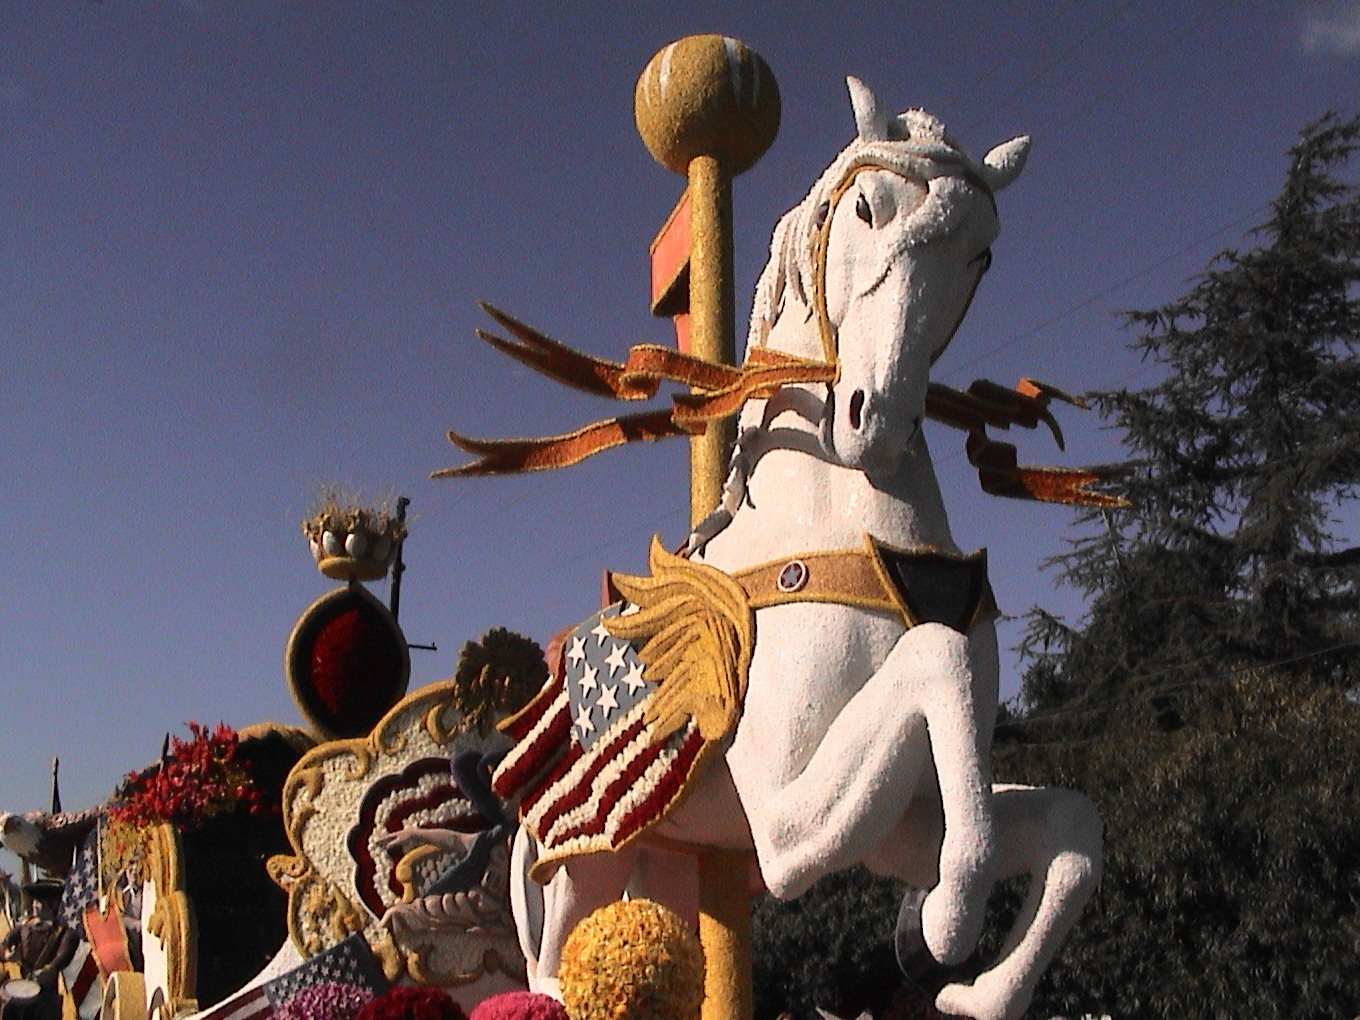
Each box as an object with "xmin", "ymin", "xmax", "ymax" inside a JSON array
[
  {"xmin": 846, "ymin": 77, "xmax": 889, "ymax": 141},
  {"xmin": 980, "ymin": 135, "xmax": 1031, "ymax": 192}
]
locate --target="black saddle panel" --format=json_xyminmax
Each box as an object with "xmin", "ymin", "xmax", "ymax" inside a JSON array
[{"xmin": 871, "ymin": 542, "xmax": 994, "ymax": 634}]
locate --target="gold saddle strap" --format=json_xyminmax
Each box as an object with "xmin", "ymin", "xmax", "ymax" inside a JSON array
[{"xmin": 730, "ymin": 537, "xmax": 997, "ymax": 636}]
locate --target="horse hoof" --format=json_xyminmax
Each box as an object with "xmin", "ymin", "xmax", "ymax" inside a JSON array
[{"xmin": 893, "ymin": 888, "xmax": 957, "ymax": 999}]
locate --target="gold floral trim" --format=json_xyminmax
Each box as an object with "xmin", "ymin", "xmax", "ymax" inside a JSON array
[{"xmin": 269, "ymin": 680, "xmax": 518, "ymax": 984}]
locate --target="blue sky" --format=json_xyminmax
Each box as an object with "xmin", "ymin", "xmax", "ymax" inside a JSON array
[{"xmin": 2, "ymin": 1, "xmax": 1356, "ymax": 826}]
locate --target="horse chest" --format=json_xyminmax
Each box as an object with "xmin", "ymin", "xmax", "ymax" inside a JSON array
[{"xmin": 738, "ymin": 601, "xmax": 906, "ymax": 776}]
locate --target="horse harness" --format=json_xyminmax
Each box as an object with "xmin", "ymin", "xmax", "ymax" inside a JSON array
[{"xmin": 729, "ymin": 536, "xmax": 996, "ymax": 636}]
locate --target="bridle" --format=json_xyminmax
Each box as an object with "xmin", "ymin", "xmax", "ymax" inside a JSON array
[{"xmin": 790, "ymin": 158, "xmax": 999, "ymax": 385}]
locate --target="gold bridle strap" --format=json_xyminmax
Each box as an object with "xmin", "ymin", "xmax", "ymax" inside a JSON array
[
  {"xmin": 434, "ymin": 305, "xmax": 1126, "ymax": 508},
  {"xmin": 805, "ymin": 160, "xmax": 999, "ymax": 370},
  {"xmin": 809, "ymin": 165, "xmax": 869, "ymax": 367}
]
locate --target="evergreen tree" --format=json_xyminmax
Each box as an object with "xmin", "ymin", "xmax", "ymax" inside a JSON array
[
  {"xmin": 994, "ymin": 112, "xmax": 1360, "ymax": 1019},
  {"xmin": 751, "ymin": 867, "xmax": 908, "ymax": 1020},
  {"xmin": 997, "ymin": 669, "xmax": 1360, "ymax": 1020},
  {"xmin": 1017, "ymin": 110, "xmax": 1360, "ymax": 735}
]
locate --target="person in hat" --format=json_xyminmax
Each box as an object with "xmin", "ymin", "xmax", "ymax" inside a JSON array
[{"xmin": 0, "ymin": 879, "xmax": 77, "ymax": 1020}]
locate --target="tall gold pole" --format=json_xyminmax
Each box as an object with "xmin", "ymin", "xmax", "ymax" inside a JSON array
[
  {"xmin": 687, "ymin": 155, "xmax": 751, "ymax": 1020},
  {"xmin": 635, "ymin": 34, "xmax": 780, "ymax": 1020},
  {"xmin": 685, "ymin": 154, "xmax": 736, "ymax": 525}
]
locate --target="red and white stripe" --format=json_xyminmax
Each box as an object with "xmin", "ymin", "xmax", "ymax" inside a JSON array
[
  {"xmin": 62, "ymin": 941, "xmax": 103, "ymax": 1020},
  {"xmin": 192, "ymin": 985, "xmax": 271, "ymax": 1020},
  {"xmin": 494, "ymin": 675, "xmax": 707, "ymax": 868},
  {"xmin": 493, "ymin": 682, "xmax": 572, "ymax": 800}
]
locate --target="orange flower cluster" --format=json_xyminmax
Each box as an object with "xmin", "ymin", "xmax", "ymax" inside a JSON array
[
  {"xmin": 110, "ymin": 722, "xmax": 265, "ymax": 831},
  {"xmin": 558, "ymin": 899, "xmax": 704, "ymax": 1020}
]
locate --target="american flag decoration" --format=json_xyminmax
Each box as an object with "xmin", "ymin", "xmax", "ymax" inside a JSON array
[
  {"xmin": 193, "ymin": 934, "xmax": 388, "ymax": 1020},
  {"xmin": 261, "ymin": 932, "xmax": 389, "ymax": 1008},
  {"xmin": 58, "ymin": 827, "xmax": 127, "ymax": 1020},
  {"xmin": 492, "ymin": 604, "xmax": 707, "ymax": 880},
  {"xmin": 57, "ymin": 828, "xmax": 101, "ymax": 930},
  {"xmin": 61, "ymin": 941, "xmax": 102, "ymax": 1020}
]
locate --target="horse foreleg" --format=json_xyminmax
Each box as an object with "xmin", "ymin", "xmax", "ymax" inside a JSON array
[
  {"xmin": 852, "ymin": 621, "xmax": 1001, "ymax": 966},
  {"xmin": 909, "ymin": 626, "xmax": 1001, "ymax": 967},
  {"xmin": 732, "ymin": 620, "xmax": 999, "ymax": 966},
  {"xmin": 934, "ymin": 785, "xmax": 1102, "ymax": 1020}
]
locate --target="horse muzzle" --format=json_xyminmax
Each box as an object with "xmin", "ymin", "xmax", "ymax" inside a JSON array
[{"xmin": 822, "ymin": 385, "xmax": 923, "ymax": 478}]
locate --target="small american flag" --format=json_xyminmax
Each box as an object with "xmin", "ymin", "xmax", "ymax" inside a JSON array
[
  {"xmin": 193, "ymin": 931, "xmax": 388, "ymax": 1020},
  {"xmin": 61, "ymin": 939, "xmax": 102, "ymax": 1020},
  {"xmin": 57, "ymin": 828, "xmax": 112, "ymax": 1020},
  {"xmin": 261, "ymin": 932, "xmax": 388, "ymax": 1007},
  {"xmin": 58, "ymin": 829, "xmax": 100, "ymax": 930},
  {"xmin": 493, "ymin": 604, "xmax": 706, "ymax": 875}
]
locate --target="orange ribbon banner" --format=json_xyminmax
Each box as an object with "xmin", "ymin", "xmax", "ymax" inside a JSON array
[{"xmin": 435, "ymin": 304, "xmax": 1127, "ymax": 509}]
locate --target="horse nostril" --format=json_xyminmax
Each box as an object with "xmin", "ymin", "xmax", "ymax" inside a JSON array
[{"xmin": 849, "ymin": 390, "xmax": 865, "ymax": 431}]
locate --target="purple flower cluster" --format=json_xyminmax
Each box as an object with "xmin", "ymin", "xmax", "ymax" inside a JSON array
[{"xmin": 275, "ymin": 982, "xmax": 375, "ymax": 1020}]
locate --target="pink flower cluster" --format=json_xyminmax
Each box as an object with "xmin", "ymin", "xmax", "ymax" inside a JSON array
[
  {"xmin": 110, "ymin": 722, "xmax": 266, "ymax": 831},
  {"xmin": 468, "ymin": 992, "xmax": 567, "ymax": 1020}
]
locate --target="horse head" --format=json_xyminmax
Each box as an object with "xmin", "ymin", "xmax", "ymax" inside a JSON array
[{"xmin": 748, "ymin": 79, "xmax": 1030, "ymax": 481}]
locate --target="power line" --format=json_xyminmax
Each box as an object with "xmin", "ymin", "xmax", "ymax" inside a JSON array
[
  {"xmin": 1013, "ymin": 0, "xmax": 1241, "ymax": 143},
  {"xmin": 958, "ymin": 0, "xmax": 1141, "ymax": 138},
  {"xmin": 938, "ymin": 0, "xmax": 1254, "ymax": 387},
  {"xmin": 954, "ymin": 0, "xmax": 1088, "ymax": 119},
  {"xmin": 939, "ymin": 198, "xmax": 1272, "ymax": 387}
]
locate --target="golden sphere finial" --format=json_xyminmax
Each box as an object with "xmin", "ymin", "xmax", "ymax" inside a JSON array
[{"xmin": 634, "ymin": 35, "xmax": 779, "ymax": 176}]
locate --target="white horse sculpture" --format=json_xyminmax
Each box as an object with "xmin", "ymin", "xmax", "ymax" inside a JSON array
[{"xmin": 444, "ymin": 79, "xmax": 1105, "ymax": 1020}]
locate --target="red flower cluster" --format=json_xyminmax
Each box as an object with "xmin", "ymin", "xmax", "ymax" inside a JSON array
[
  {"xmin": 354, "ymin": 986, "xmax": 466, "ymax": 1020},
  {"xmin": 110, "ymin": 722, "xmax": 266, "ymax": 831}
]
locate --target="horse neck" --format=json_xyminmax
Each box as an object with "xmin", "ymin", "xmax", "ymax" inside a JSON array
[
  {"xmin": 701, "ymin": 396, "xmax": 959, "ymax": 570},
  {"xmin": 715, "ymin": 260, "xmax": 959, "ymax": 565}
]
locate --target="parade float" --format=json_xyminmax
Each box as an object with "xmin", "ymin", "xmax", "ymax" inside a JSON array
[{"xmin": 0, "ymin": 35, "xmax": 1119, "ymax": 1020}]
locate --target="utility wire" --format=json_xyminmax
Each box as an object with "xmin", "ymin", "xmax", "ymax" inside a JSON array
[
  {"xmin": 939, "ymin": 0, "xmax": 1253, "ymax": 387},
  {"xmin": 1001, "ymin": 0, "xmax": 1241, "ymax": 143},
  {"xmin": 940, "ymin": 198, "xmax": 1274, "ymax": 388},
  {"xmin": 958, "ymin": 0, "xmax": 1141, "ymax": 138},
  {"xmin": 954, "ymin": 0, "xmax": 1087, "ymax": 118}
]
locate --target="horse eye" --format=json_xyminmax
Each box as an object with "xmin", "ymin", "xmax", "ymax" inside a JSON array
[
  {"xmin": 856, "ymin": 193, "xmax": 872, "ymax": 225},
  {"xmin": 971, "ymin": 247, "xmax": 994, "ymax": 272},
  {"xmin": 813, "ymin": 202, "xmax": 830, "ymax": 228}
]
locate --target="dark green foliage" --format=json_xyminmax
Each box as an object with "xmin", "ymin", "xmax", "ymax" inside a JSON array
[
  {"xmin": 752, "ymin": 867, "xmax": 906, "ymax": 1020},
  {"xmin": 1002, "ymin": 112, "xmax": 1360, "ymax": 1018},
  {"xmin": 996, "ymin": 671, "xmax": 1360, "ymax": 1020},
  {"xmin": 1020, "ymin": 110, "xmax": 1360, "ymax": 724}
]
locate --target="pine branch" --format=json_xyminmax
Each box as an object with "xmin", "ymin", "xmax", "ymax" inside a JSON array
[{"xmin": 1296, "ymin": 545, "xmax": 1360, "ymax": 569}]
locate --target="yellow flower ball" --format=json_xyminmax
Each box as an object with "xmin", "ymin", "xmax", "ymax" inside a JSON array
[{"xmin": 559, "ymin": 899, "xmax": 704, "ymax": 1020}]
